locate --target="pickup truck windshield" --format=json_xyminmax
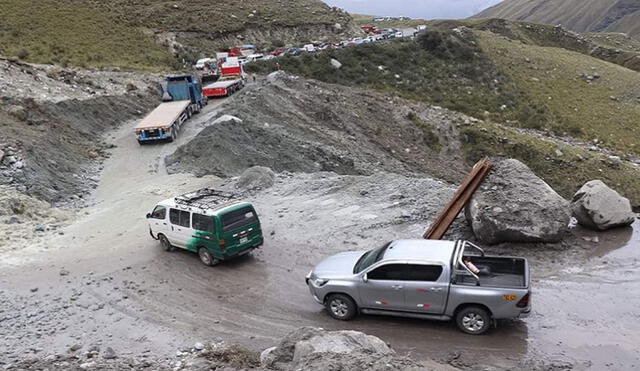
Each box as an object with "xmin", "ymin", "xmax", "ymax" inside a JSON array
[{"xmin": 353, "ymin": 242, "xmax": 391, "ymax": 274}]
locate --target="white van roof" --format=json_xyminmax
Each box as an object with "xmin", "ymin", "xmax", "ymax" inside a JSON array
[{"xmin": 156, "ymin": 189, "xmax": 251, "ymax": 216}]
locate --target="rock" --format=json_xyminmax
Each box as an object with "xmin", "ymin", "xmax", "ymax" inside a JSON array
[
  {"xmin": 7, "ymin": 105, "xmax": 27, "ymax": 121},
  {"xmin": 570, "ymin": 180, "xmax": 635, "ymax": 230},
  {"xmin": 465, "ymin": 159, "xmax": 571, "ymax": 244},
  {"xmin": 69, "ymin": 344, "xmax": 83, "ymax": 352},
  {"xmin": 212, "ymin": 115, "xmax": 242, "ymax": 125},
  {"xmin": 0, "ymin": 149, "xmax": 4, "ymax": 163},
  {"xmin": 126, "ymin": 82, "xmax": 138, "ymax": 91},
  {"xmin": 333, "ymin": 23, "xmax": 343, "ymax": 31},
  {"xmin": 102, "ymin": 347, "xmax": 116, "ymax": 359},
  {"xmin": 194, "ymin": 342, "xmax": 204, "ymax": 351},
  {"xmin": 79, "ymin": 361, "xmax": 96, "ymax": 369},
  {"xmin": 260, "ymin": 327, "xmax": 424, "ymax": 371},
  {"xmin": 60, "ymin": 269, "xmax": 70, "ymax": 276},
  {"xmin": 260, "ymin": 346, "xmax": 277, "ymax": 366},
  {"xmin": 236, "ymin": 166, "xmax": 275, "ymax": 190},
  {"xmin": 330, "ymin": 58, "xmax": 342, "ymax": 69}
]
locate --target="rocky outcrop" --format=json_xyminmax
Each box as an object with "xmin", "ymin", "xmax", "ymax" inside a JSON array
[
  {"xmin": 465, "ymin": 159, "xmax": 571, "ymax": 244},
  {"xmin": 571, "ymin": 180, "xmax": 635, "ymax": 230},
  {"xmin": 260, "ymin": 327, "xmax": 446, "ymax": 371}
]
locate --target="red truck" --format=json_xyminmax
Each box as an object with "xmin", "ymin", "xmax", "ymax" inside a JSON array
[{"xmin": 202, "ymin": 58, "xmax": 245, "ymax": 98}]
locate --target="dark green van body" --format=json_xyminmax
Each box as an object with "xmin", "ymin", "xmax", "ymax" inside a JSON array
[{"xmin": 185, "ymin": 202, "xmax": 263, "ymax": 260}]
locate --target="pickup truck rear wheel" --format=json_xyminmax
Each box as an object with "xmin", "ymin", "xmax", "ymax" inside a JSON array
[
  {"xmin": 325, "ymin": 294, "xmax": 357, "ymax": 321},
  {"xmin": 456, "ymin": 306, "xmax": 491, "ymax": 335}
]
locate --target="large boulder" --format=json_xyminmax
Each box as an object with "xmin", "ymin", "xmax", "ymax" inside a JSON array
[
  {"xmin": 571, "ymin": 180, "xmax": 635, "ymax": 230},
  {"xmin": 260, "ymin": 327, "xmax": 437, "ymax": 371},
  {"xmin": 465, "ymin": 159, "xmax": 571, "ymax": 244}
]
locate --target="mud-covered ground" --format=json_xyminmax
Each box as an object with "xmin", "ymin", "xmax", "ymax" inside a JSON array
[{"xmin": 1, "ymin": 75, "xmax": 639, "ymax": 370}]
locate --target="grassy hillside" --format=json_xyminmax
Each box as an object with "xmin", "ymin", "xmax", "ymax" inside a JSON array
[
  {"xmin": 247, "ymin": 25, "xmax": 640, "ymax": 203},
  {"xmin": 0, "ymin": 0, "xmax": 352, "ymax": 69},
  {"xmin": 86, "ymin": 0, "xmax": 350, "ymax": 34},
  {"xmin": 0, "ymin": 0, "xmax": 174, "ymax": 70},
  {"xmin": 474, "ymin": 0, "xmax": 640, "ymax": 37}
]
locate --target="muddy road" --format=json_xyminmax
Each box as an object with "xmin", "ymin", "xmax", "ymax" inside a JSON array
[{"xmin": 1, "ymin": 95, "xmax": 639, "ymax": 370}]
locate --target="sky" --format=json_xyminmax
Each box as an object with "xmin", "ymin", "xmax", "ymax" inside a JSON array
[{"xmin": 322, "ymin": 0, "xmax": 503, "ymax": 19}]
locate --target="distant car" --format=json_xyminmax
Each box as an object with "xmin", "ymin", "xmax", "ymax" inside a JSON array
[
  {"xmin": 245, "ymin": 54, "xmax": 265, "ymax": 63},
  {"xmin": 147, "ymin": 189, "xmax": 264, "ymax": 266},
  {"xmin": 306, "ymin": 239, "xmax": 531, "ymax": 335},
  {"xmin": 271, "ymin": 48, "xmax": 285, "ymax": 56},
  {"xmin": 285, "ymin": 48, "xmax": 302, "ymax": 56},
  {"xmin": 195, "ymin": 58, "xmax": 212, "ymax": 70}
]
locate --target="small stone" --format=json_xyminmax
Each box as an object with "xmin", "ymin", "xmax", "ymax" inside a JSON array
[
  {"xmin": 194, "ymin": 342, "xmax": 204, "ymax": 350},
  {"xmin": 102, "ymin": 347, "xmax": 116, "ymax": 359},
  {"xmin": 30, "ymin": 287, "xmax": 38, "ymax": 292},
  {"xmin": 70, "ymin": 344, "xmax": 83, "ymax": 352}
]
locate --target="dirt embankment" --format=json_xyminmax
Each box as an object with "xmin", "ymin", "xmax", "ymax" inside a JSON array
[
  {"xmin": 166, "ymin": 73, "xmax": 470, "ymax": 182},
  {"xmin": 0, "ymin": 60, "xmax": 160, "ymax": 204}
]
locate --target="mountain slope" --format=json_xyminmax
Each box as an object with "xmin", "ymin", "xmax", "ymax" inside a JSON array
[
  {"xmin": 474, "ymin": 0, "xmax": 640, "ymax": 37},
  {"xmin": 0, "ymin": 0, "xmax": 354, "ymax": 69}
]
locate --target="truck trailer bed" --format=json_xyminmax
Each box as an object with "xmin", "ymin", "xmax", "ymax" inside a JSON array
[
  {"xmin": 203, "ymin": 79, "xmax": 240, "ymax": 90},
  {"xmin": 135, "ymin": 100, "xmax": 190, "ymax": 130}
]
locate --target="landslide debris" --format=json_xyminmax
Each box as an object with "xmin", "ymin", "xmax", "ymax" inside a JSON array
[
  {"xmin": 465, "ymin": 158, "xmax": 571, "ymax": 244},
  {"xmin": 166, "ymin": 73, "xmax": 470, "ymax": 183},
  {"xmin": 0, "ymin": 59, "xmax": 160, "ymax": 203},
  {"xmin": 4, "ymin": 328, "xmax": 459, "ymax": 371}
]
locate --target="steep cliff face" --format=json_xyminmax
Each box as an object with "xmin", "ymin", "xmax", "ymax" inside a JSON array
[{"xmin": 474, "ymin": 0, "xmax": 640, "ymax": 37}]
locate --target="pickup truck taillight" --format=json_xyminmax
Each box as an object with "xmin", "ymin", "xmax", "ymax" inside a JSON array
[
  {"xmin": 516, "ymin": 292, "xmax": 530, "ymax": 308},
  {"xmin": 219, "ymin": 239, "xmax": 226, "ymax": 250}
]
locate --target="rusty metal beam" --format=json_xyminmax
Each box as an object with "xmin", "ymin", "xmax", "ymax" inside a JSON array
[{"xmin": 423, "ymin": 158, "xmax": 493, "ymax": 240}]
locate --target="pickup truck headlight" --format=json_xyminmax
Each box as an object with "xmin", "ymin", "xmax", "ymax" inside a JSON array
[{"xmin": 311, "ymin": 278, "xmax": 328, "ymax": 287}]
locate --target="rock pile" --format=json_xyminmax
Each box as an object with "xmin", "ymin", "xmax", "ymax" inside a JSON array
[
  {"xmin": 571, "ymin": 180, "xmax": 635, "ymax": 230},
  {"xmin": 236, "ymin": 166, "xmax": 276, "ymax": 190},
  {"xmin": 466, "ymin": 159, "xmax": 571, "ymax": 244}
]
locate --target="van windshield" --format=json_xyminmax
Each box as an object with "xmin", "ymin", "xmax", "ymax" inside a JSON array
[
  {"xmin": 221, "ymin": 207, "xmax": 257, "ymax": 232},
  {"xmin": 353, "ymin": 242, "xmax": 391, "ymax": 274}
]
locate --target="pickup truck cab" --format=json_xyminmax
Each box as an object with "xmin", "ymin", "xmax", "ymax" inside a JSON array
[
  {"xmin": 306, "ymin": 239, "xmax": 530, "ymax": 334},
  {"xmin": 147, "ymin": 188, "xmax": 264, "ymax": 266}
]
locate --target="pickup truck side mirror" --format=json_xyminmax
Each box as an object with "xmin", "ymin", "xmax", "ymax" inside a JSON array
[
  {"xmin": 146, "ymin": 213, "xmax": 151, "ymax": 219},
  {"xmin": 362, "ymin": 274, "xmax": 368, "ymax": 283}
]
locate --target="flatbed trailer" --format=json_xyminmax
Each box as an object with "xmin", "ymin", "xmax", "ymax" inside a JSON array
[
  {"xmin": 135, "ymin": 74, "xmax": 205, "ymax": 144},
  {"xmin": 134, "ymin": 101, "xmax": 191, "ymax": 143},
  {"xmin": 202, "ymin": 77, "xmax": 244, "ymax": 98}
]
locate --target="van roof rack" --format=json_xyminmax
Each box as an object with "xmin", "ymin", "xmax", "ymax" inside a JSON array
[{"xmin": 174, "ymin": 188, "xmax": 238, "ymax": 210}]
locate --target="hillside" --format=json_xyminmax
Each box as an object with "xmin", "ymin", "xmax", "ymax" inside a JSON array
[
  {"xmin": 474, "ymin": 0, "xmax": 640, "ymax": 37},
  {"xmin": 246, "ymin": 23, "xmax": 640, "ymax": 204},
  {"xmin": 0, "ymin": 0, "xmax": 355, "ymax": 69}
]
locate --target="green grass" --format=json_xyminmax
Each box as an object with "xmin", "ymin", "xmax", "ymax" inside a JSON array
[
  {"xmin": 462, "ymin": 121, "xmax": 640, "ymax": 205},
  {"xmin": 86, "ymin": 0, "xmax": 350, "ymax": 35},
  {"xmin": 247, "ymin": 30, "xmax": 537, "ymax": 122},
  {"xmin": 0, "ymin": 0, "xmax": 175, "ymax": 70},
  {"xmin": 406, "ymin": 112, "xmax": 442, "ymax": 152},
  {"xmin": 477, "ymin": 30, "xmax": 640, "ymax": 155}
]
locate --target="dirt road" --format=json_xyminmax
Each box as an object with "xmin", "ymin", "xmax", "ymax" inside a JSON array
[{"xmin": 1, "ymin": 96, "xmax": 639, "ymax": 370}]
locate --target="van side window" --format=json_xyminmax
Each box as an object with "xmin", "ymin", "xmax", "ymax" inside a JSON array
[
  {"xmin": 193, "ymin": 213, "xmax": 215, "ymax": 233},
  {"xmin": 368, "ymin": 264, "xmax": 406, "ymax": 281},
  {"xmin": 151, "ymin": 206, "xmax": 166, "ymax": 219},
  {"xmin": 170, "ymin": 209, "xmax": 191, "ymax": 228},
  {"xmin": 406, "ymin": 265, "xmax": 443, "ymax": 282}
]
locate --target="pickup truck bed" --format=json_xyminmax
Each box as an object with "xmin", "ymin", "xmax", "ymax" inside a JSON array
[{"xmin": 456, "ymin": 256, "xmax": 527, "ymax": 288}]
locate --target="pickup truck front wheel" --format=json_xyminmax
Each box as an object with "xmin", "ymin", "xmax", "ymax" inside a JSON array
[
  {"xmin": 325, "ymin": 294, "xmax": 357, "ymax": 321},
  {"xmin": 456, "ymin": 306, "xmax": 491, "ymax": 335}
]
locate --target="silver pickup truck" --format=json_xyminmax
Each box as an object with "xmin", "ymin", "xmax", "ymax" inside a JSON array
[{"xmin": 306, "ymin": 239, "xmax": 531, "ymax": 334}]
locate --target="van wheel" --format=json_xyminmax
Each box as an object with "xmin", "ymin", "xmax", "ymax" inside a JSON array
[
  {"xmin": 158, "ymin": 234, "xmax": 173, "ymax": 252},
  {"xmin": 198, "ymin": 247, "xmax": 220, "ymax": 267},
  {"xmin": 325, "ymin": 294, "xmax": 357, "ymax": 321},
  {"xmin": 456, "ymin": 306, "xmax": 491, "ymax": 335}
]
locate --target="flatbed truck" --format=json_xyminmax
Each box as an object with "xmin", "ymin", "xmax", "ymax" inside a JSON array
[{"xmin": 135, "ymin": 75, "xmax": 206, "ymax": 144}]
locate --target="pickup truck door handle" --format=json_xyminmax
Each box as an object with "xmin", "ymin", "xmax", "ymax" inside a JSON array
[
  {"xmin": 429, "ymin": 288, "xmax": 443, "ymax": 292},
  {"xmin": 391, "ymin": 285, "xmax": 403, "ymax": 290}
]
